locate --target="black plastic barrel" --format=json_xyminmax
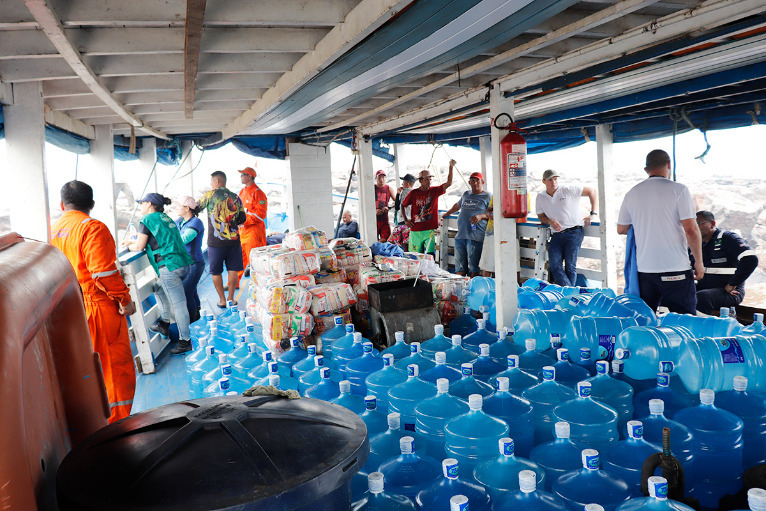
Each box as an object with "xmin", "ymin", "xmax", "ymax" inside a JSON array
[{"xmin": 56, "ymin": 395, "xmax": 368, "ymax": 510}]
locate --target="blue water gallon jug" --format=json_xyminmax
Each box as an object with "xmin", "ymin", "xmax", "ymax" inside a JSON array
[
  {"xmin": 378, "ymin": 436, "xmax": 442, "ymax": 500},
  {"xmin": 253, "ymin": 360, "xmax": 294, "ymax": 389},
  {"xmin": 416, "ymin": 458, "xmax": 492, "ymax": 511},
  {"xmin": 554, "ymin": 381, "xmax": 619, "ymax": 452},
  {"xmin": 489, "ymin": 354, "xmax": 540, "ymax": 394},
  {"xmin": 394, "ymin": 342, "xmax": 435, "ymax": 373},
  {"xmin": 675, "ymin": 334, "xmax": 766, "ymax": 393},
  {"xmin": 347, "ymin": 341, "xmax": 385, "ymax": 396},
  {"xmin": 716, "ymin": 376, "xmax": 766, "ymax": 469},
  {"xmin": 445, "ymin": 335, "xmax": 479, "ymax": 369},
  {"xmin": 365, "ymin": 354, "xmax": 407, "ymax": 412},
  {"xmin": 546, "ymin": 348, "xmax": 591, "ymax": 388},
  {"xmin": 200, "ymin": 354, "xmax": 231, "ymax": 395},
  {"xmin": 530, "ymin": 421, "xmax": 587, "ymax": 491},
  {"xmin": 185, "ymin": 337, "xmax": 212, "ymax": 375},
  {"xmin": 366, "ymin": 412, "xmax": 429, "ymax": 473},
  {"xmin": 634, "ymin": 370, "xmax": 695, "ymax": 420},
  {"xmin": 360, "ymin": 396, "xmax": 389, "ymax": 438},
  {"xmin": 542, "ymin": 333, "xmax": 564, "ymax": 359},
  {"xmin": 226, "ymin": 335, "xmax": 250, "ymax": 367},
  {"xmin": 278, "ymin": 336, "xmax": 308, "ymax": 372},
  {"xmin": 641, "ymin": 399, "xmax": 695, "ymax": 494},
  {"xmin": 338, "ymin": 332, "xmax": 379, "ymax": 378},
  {"xmin": 473, "ymin": 438, "xmax": 546, "ymax": 499},
  {"xmin": 445, "ymin": 394, "xmax": 510, "ymax": 471},
  {"xmin": 614, "ymin": 476, "xmax": 696, "ymax": 511},
  {"xmin": 463, "ymin": 319, "xmax": 497, "ymax": 353},
  {"xmin": 520, "ymin": 338, "xmax": 557, "ymax": 374},
  {"xmin": 331, "ymin": 380, "xmax": 367, "ymax": 414},
  {"xmin": 491, "ymin": 470, "xmax": 567, "ymax": 511},
  {"xmin": 205, "ymin": 363, "xmax": 250, "ymax": 395},
  {"xmin": 581, "ymin": 293, "xmax": 641, "ymax": 322},
  {"xmin": 674, "ymin": 389, "xmax": 744, "ymax": 509},
  {"xmin": 420, "ymin": 351, "xmax": 462, "ymax": 385},
  {"xmin": 449, "ymin": 363, "xmax": 494, "ymax": 401},
  {"xmin": 387, "ymin": 364, "xmax": 437, "ymax": 432},
  {"xmin": 522, "ymin": 277, "xmax": 553, "ymax": 291},
  {"xmin": 321, "ymin": 316, "xmax": 347, "ymax": 361},
  {"xmin": 483, "ymin": 376, "xmax": 535, "ymax": 457},
  {"xmin": 468, "ymin": 276, "xmax": 495, "ymax": 311},
  {"xmin": 553, "ymin": 449, "xmax": 631, "ymax": 511},
  {"xmin": 611, "ymin": 360, "xmax": 654, "ymax": 394},
  {"xmin": 247, "ymin": 351, "xmax": 276, "ymax": 382},
  {"xmin": 519, "ymin": 288, "xmax": 565, "ymax": 310},
  {"xmin": 351, "ymin": 471, "xmax": 417, "ymax": 511},
  {"xmin": 450, "ymin": 306, "xmax": 479, "ymax": 337},
  {"xmin": 187, "ymin": 349, "xmax": 219, "ymax": 397},
  {"xmin": 305, "ymin": 367, "xmax": 341, "ymax": 401},
  {"xmin": 614, "ymin": 294, "xmax": 658, "ymax": 326},
  {"xmin": 208, "ymin": 376, "xmax": 233, "ymax": 397},
  {"xmin": 587, "ymin": 361, "xmax": 635, "ymax": 437},
  {"xmin": 614, "ymin": 326, "xmax": 694, "ymax": 380},
  {"xmin": 420, "ymin": 324, "xmax": 453, "ymax": 359},
  {"xmin": 602, "ymin": 421, "xmax": 662, "ymax": 496},
  {"xmin": 381, "ymin": 330, "xmax": 411, "ymax": 362},
  {"xmin": 576, "ymin": 347, "xmax": 598, "ymax": 376},
  {"xmin": 556, "ymin": 294, "xmax": 593, "ymax": 315},
  {"xmin": 564, "ymin": 316, "xmax": 639, "ymax": 363},
  {"xmin": 489, "ymin": 327, "xmax": 525, "ymax": 362},
  {"xmin": 660, "ymin": 309, "xmax": 743, "ymax": 338},
  {"xmin": 472, "ymin": 343, "xmax": 506, "ymax": 383},
  {"xmin": 264, "ymin": 373, "xmax": 298, "ymax": 392},
  {"xmin": 515, "ymin": 309, "xmax": 575, "ymax": 351},
  {"xmin": 290, "ymin": 344, "xmax": 317, "ymax": 379},
  {"xmin": 330, "ymin": 323, "xmax": 357, "ymax": 361},
  {"xmin": 207, "ymin": 326, "xmax": 235, "ymax": 353},
  {"xmin": 414, "ymin": 377, "xmax": 470, "ymax": 460},
  {"xmin": 741, "ymin": 313, "xmax": 765, "ymax": 336},
  {"xmin": 522, "ymin": 366, "xmax": 577, "ymax": 445},
  {"xmin": 297, "ymin": 354, "xmax": 326, "ymax": 394},
  {"xmin": 190, "ymin": 308, "xmax": 213, "ymax": 339}
]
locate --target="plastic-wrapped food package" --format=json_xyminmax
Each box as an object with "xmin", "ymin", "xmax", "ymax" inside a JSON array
[
  {"xmin": 353, "ymin": 285, "xmax": 369, "ymax": 312},
  {"xmin": 283, "ymin": 226, "xmax": 328, "ymax": 251},
  {"xmin": 314, "ymin": 269, "xmax": 347, "ymax": 285},
  {"xmin": 345, "ymin": 267, "xmax": 361, "ymax": 286},
  {"xmin": 248, "ymin": 244, "xmax": 290, "ymax": 272},
  {"xmin": 357, "ymin": 263, "xmax": 406, "ymax": 292},
  {"xmin": 314, "ymin": 309, "xmax": 353, "ymax": 337},
  {"xmin": 430, "ymin": 275, "xmax": 471, "ymax": 302},
  {"xmin": 257, "ymin": 307, "xmax": 314, "ymax": 341},
  {"xmin": 330, "ymin": 238, "xmax": 372, "ymax": 269},
  {"xmin": 435, "ymin": 300, "xmax": 463, "ymax": 325},
  {"xmin": 254, "ymin": 273, "xmax": 316, "ymax": 290},
  {"xmin": 256, "ymin": 284, "xmax": 312, "ymax": 314},
  {"xmin": 308, "ymin": 283, "xmax": 357, "ymax": 316},
  {"xmin": 374, "ymin": 255, "xmax": 421, "ymax": 276},
  {"xmin": 268, "ymin": 250, "xmax": 321, "ymax": 278},
  {"xmin": 251, "ymin": 245, "xmax": 293, "ymax": 275},
  {"xmin": 404, "ymin": 251, "xmax": 434, "ymax": 262},
  {"xmin": 316, "ymin": 246, "xmax": 338, "ymax": 271}
]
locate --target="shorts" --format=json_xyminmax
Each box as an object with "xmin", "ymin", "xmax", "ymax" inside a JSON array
[
  {"xmin": 479, "ymin": 234, "xmax": 494, "ymax": 273},
  {"xmin": 208, "ymin": 243, "xmax": 244, "ymax": 275},
  {"xmin": 409, "ymin": 229, "xmax": 437, "ymax": 254},
  {"xmin": 377, "ymin": 219, "xmax": 391, "ymax": 242}
]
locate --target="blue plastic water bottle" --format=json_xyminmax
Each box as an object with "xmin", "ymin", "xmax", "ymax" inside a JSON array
[
  {"xmin": 387, "ymin": 364, "xmax": 437, "ymax": 432},
  {"xmin": 338, "ymin": 332, "xmax": 377, "ymax": 378},
  {"xmin": 229, "ymin": 342, "xmax": 262, "ymax": 380},
  {"xmin": 242, "ymin": 318, "xmax": 265, "ymax": 349},
  {"xmin": 228, "ymin": 310, "xmax": 248, "ymax": 336},
  {"xmin": 366, "ymin": 413, "xmax": 428, "ymax": 473},
  {"xmin": 278, "ymin": 337, "xmax": 308, "ymax": 372},
  {"xmin": 542, "ymin": 333, "xmax": 564, "ymax": 359},
  {"xmin": 305, "ymin": 367, "xmax": 341, "ymax": 401},
  {"xmin": 445, "ymin": 394, "xmax": 510, "ymax": 471},
  {"xmin": 522, "ymin": 366, "xmax": 577, "ymax": 445},
  {"xmin": 320, "ymin": 316, "xmax": 346, "ymax": 361},
  {"xmin": 445, "ymin": 334, "xmax": 479, "ymax": 369},
  {"xmin": 634, "ymin": 370, "xmax": 695, "ymax": 420},
  {"xmin": 613, "ymin": 326, "xmax": 693, "ymax": 381},
  {"xmin": 329, "ymin": 323, "xmax": 357, "ymax": 362},
  {"xmin": 420, "ymin": 324, "xmax": 453, "ymax": 360},
  {"xmin": 587, "ymin": 361, "xmax": 635, "ymax": 437},
  {"xmin": 381, "ymin": 331, "xmax": 411, "ymax": 362},
  {"xmin": 190, "ymin": 308, "xmax": 213, "ymax": 339},
  {"xmin": 185, "ymin": 337, "xmax": 211, "ymax": 374},
  {"xmin": 602, "ymin": 421, "xmax": 662, "ymax": 496},
  {"xmin": 204, "ymin": 363, "xmax": 238, "ymax": 396},
  {"xmin": 450, "ymin": 306, "xmax": 479, "ymax": 337},
  {"xmin": 491, "ymin": 470, "xmax": 568, "ymax": 511},
  {"xmin": 220, "ymin": 362, "xmax": 252, "ymax": 393},
  {"xmin": 716, "ymin": 376, "xmax": 766, "ymax": 469},
  {"xmin": 674, "ymin": 389, "xmax": 744, "ymax": 509},
  {"xmin": 416, "ymin": 458, "xmax": 492, "ymax": 511},
  {"xmin": 546, "ymin": 348, "xmax": 591, "ymax": 389},
  {"xmin": 553, "ymin": 381, "xmax": 619, "ymax": 452},
  {"xmin": 208, "ymin": 377, "xmax": 233, "ymax": 397},
  {"xmin": 351, "ymin": 471, "xmax": 417, "ymax": 511},
  {"xmin": 659, "ymin": 309, "xmax": 743, "ymax": 338},
  {"xmin": 489, "ymin": 354, "xmax": 540, "ymax": 394},
  {"xmin": 518, "ymin": 288, "xmax": 565, "ymax": 310},
  {"xmin": 394, "ymin": 342, "xmax": 435, "ymax": 373},
  {"xmin": 449, "ymin": 363, "xmax": 494, "ymax": 401},
  {"xmin": 473, "ymin": 437, "xmax": 547, "ymax": 500},
  {"xmin": 741, "ymin": 313, "xmax": 765, "ymax": 336},
  {"xmin": 247, "ymin": 351, "xmax": 275, "ymax": 381},
  {"xmin": 414, "ymin": 378, "xmax": 470, "ymax": 460},
  {"xmin": 575, "ymin": 347, "xmax": 597, "ymax": 376},
  {"xmin": 216, "ymin": 299, "xmax": 239, "ymax": 323},
  {"xmin": 520, "ymin": 338, "xmax": 557, "ymax": 375},
  {"xmin": 331, "ymin": 380, "xmax": 366, "ymax": 414},
  {"xmin": 553, "ymin": 449, "xmax": 631, "ymax": 511},
  {"xmin": 472, "ymin": 343, "xmax": 506, "ymax": 383},
  {"xmin": 614, "ymin": 294, "xmax": 658, "ymax": 327},
  {"xmin": 614, "ymin": 476, "xmax": 696, "ymax": 511},
  {"xmin": 365, "ymin": 353, "xmax": 408, "ymax": 412},
  {"xmin": 641, "ymin": 399, "xmax": 695, "ymax": 494},
  {"xmin": 361, "ymin": 396, "xmax": 389, "ymax": 438},
  {"xmin": 200, "ymin": 354, "xmax": 230, "ymax": 396},
  {"xmin": 207, "ymin": 326, "xmax": 235, "ymax": 353},
  {"xmin": 530, "ymin": 421, "xmax": 587, "ymax": 491},
  {"xmin": 378, "ymin": 436, "xmax": 442, "ymax": 500},
  {"xmin": 297, "ymin": 354, "xmax": 325, "ymax": 394},
  {"xmin": 490, "ymin": 327, "xmax": 526, "ymax": 362},
  {"xmin": 463, "ymin": 319, "xmax": 497, "ymax": 353},
  {"xmin": 514, "ymin": 309, "xmax": 574, "ymax": 352},
  {"xmin": 610, "ymin": 360, "xmax": 654, "ymax": 394},
  {"xmin": 468, "ymin": 276, "xmax": 495, "ymax": 311},
  {"xmin": 291, "ymin": 344, "xmax": 318, "ymax": 379},
  {"xmin": 577, "ymin": 293, "xmax": 638, "ymax": 321},
  {"xmin": 522, "ymin": 277, "xmax": 551, "ymax": 291},
  {"xmin": 564, "ymin": 317, "xmax": 639, "ymax": 363},
  {"xmin": 420, "ymin": 351, "xmax": 462, "ymax": 384},
  {"xmin": 226, "ymin": 335, "xmax": 250, "ymax": 367},
  {"xmin": 266, "ymin": 373, "xmax": 298, "ymax": 392},
  {"xmin": 483, "ymin": 377, "xmax": 535, "ymax": 457},
  {"xmin": 347, "ymin": 341, "xmax": 385, "ymax": 396}
]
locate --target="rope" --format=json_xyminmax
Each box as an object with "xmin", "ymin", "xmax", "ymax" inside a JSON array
[
  {"xmin": 122, "ymin": 157, "xmax": 159, "ymax": 243},
  {"xmin": 439, "ymin": 144, "xmax": 470, "ymax": 188},
  {"xmin": 669, "ymin": 109, "xmax": 682, "ymax": 181},
  {"xmin": 746, "ymin": 102, "xmax": 761, "ymax": 125}
]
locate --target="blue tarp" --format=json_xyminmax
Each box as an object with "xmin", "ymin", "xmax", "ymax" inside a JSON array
[
  {"xmin": 204, "ymin": 135, "xmax": 288, "ymax": 160},
  {"xmin": 335, "ymin": 138, "xmax": 395, "ymax": 162}
]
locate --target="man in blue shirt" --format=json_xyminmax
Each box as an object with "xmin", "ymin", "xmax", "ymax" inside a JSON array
[
  {"xmin": 442, "ymin": 171, "xmax": 491, "ymax": 277},
  {"xmin": 337, "ymin": 210, "xmax": 359, "ymax": 239}
]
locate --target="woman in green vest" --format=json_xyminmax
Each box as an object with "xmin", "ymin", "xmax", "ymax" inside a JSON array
[{"xmin": 122, "ymin": 193, "xmax": 194, "ymax": 354}]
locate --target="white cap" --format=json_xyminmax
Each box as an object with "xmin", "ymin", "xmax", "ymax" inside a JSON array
[
  {"xmin": 461, "ymin": 363, "xmax": 473, "ymax": 377},
  {"xmin": 334, "ymin": 316, "xmax": 343, "ymax": 326},
  {"xmin": 480, "ymin": 344, "xmax": 490, "ymax": 356},
  {"xmin": 611, "ymin": 360, "xmax": 624, "ymax": 373},
  {"xmin": 585, "ymin": 505, "xmax": 605, "ymax": 511},
  {"xmin": 306, "ymin": 345, "xmax": 317, "ymax": 355},
  {"xmin": 410, "ymin": 342, "xmax": 421, "ymax": 354},
  {"xmin": 557, "ymin": 348, "xmax": 569, "ymax": 362},
  {"xmin": 555, "ymin": 421, "xmax": 570, "ymax": 439},
  {"xmin": 496, "ymin": 377, "xmax": 510, "ymax": 392},
  {"xmin": 525, "ymin": 338, "xmax": 536, "ymax": 351},
  {"xmin": 268, "ymin": 374, "xmax": 280, "ymax": 386},
  {"xmin": 542, "ymin": 366, "xmax": 555, "ymax": 381},
  {"xmin": 435, "ymin": 352, "xmax": 447, "ymax": 364},
  {"xmin": 627, "ymin": 420, "xmax": 643, "ymax": 439},
  {"xmin": 582, "ymin": 449, "xmax": 599, "ymax": 470},
  {"xmin": 218, "ymin": 377, "xmax": 230, "ymax": 392},
  {"xmin": 387, "ymin": 413, "xmax": 401, "ymax": 430},
  {"xmin": 205, "ymin": 345, "xmax": 215, "ymax": 356},
  {"xmin": 199, "ymin": 338, "xmax": 209, "ymax": 348},
  {"xmin": 382, "ymin": 353, "xmax": 394, "ymax": 367},
  {"xmin": 450, "ymin": 495, "xmax": 469, "ymax": 511},
  {"xmin": 364, "ymin": 395, "xmax": 377, "ymax": 411},
  {"xmin": 200, "ymin": 308, "xmax": 208, "ymax": 317},
  {"xmin": 267, "ymin": 361, "xmax": 278, "ymax": 374},
  {"xmin": 320, "ymin": 367, "xmax": 331, "ymax": 379},
  {"xmin": 218, "ymin": 353, "xmax": 229, "ymax": 364},
  {"xmin": 395, "ymin": 331, "xmax": 405, "ymax": 342},
  {"xmin": 437, "ymin": 378, "xmax": 450, "ymax": 393},
  {"xmin": 443, "ymin": 458, "xmax": 459, "ymax": 479},
  {"xmin": 499, "ymin": 437, "xmax": 515, "ymax": 456},
  {"xmin": 368, "ymin": 472, "xmax": 384, "ymax": 494},
  {"xmin": 649, "ymin": 399, "xmax": 665, "ymax": 415},
  {"xmin": 733, "ymin": 375, "xmax": 748, "ymax": 391},
  {"xmin": 452, "ymin": 335, "xmax": 462, "ymax": 346},
  {"xmin": 477, "ymin": 319, "xmax": 486, "ymax": 329},
  {"xmin": 519, "ymin": 470, "xmax": 537, "ymax": 493},
  {"xmin": 648, "ymin": 476, "xmax": 668, "ymax": 500},
  {"xmin": 754, "ymin": 313, "xmax": 765, "ymax": 324},
  {"xmin": 468, "ymin": 394, "xmax": 483, "ymax": 411},
  {"xmin": 580, "ymin": 347, "xmax": 591, "ymax": 359},
  {"xmin": 577, "ymin": 381, "xmax": 592, "ymax": 398},
  {"xmin": 720, "ymin": 307, "xmax": 730, "ymax": 317},
  {"xmin": 407, "ymin": 364, "xmax": 419, "ymax": 377},
  {"xmin": 314, "ymin": 355, "xmax": 324, "ymax": 367},
  {"xmin": 399, "ymin": 436, "xmax": 414, "ymax": 454},
  {"xmin": 362, "ymin": 341, "xmax": 374, "ymax": 353},
  {"xmin": 263, "ymin": 351, "xmax": 272, "ymax": 362},
  {"xmin": 507, "ymin": 355, "xmax": 519, "ymax": 369},
  {"xmin": 434, "ymin": 324, "xmax": 444, "ymax": 335},
  {"xmin": 353, "ymin": 332, "xmax": 362, "ymax": 342},
  {"xmin": 595, "ymin": 361, "xmax": 609, "ymax": 374},
  {"xmin": 700, "ymin": 388, "xmax": 715, "ymax": 405},
  {"xmin": 615, "ymin": 348, "xmax": 629, "ymax": 360},
  {"xmin": 339, "ymin": 380, "xmax": 351, "ymax": 393},
  {"xmin": 748, "ymin": 488, "xmax": 766, "ymax": 511},
  {"xmin": 498, "ymin": 328, "xmax": 509, "ymax": 340},
  {"xmin": 239, "ymin": 310, "xmax": 247, "ymax": 319}
]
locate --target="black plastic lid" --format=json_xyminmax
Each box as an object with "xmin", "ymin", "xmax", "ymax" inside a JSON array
[{"xmin": 56, "ymin": 396, "xmax": 368, "ymax": 510}]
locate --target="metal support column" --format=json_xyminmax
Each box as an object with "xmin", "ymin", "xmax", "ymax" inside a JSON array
[
  {"xmin": 81, "ymin": 125, "xmax": 117, "ymax": 237},
  {"xmin": 357, "ymin": 132, "xmax": 377, "ymax": 243},
  {"xmin": 138, "ymin": 137, "xmax": 158, "ymax": 193},
  {"xmin": 596, "ymin": 124, "xmax": 618, "ymax": 290},
  {"xmin": 480, "ymin": 136, "xmax": 492, "ymax": 190}
]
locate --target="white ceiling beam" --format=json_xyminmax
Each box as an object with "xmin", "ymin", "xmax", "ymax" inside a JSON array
[
  {"xmin": 197, "ymin": 53, "xmax": 301, "ymax": 74},
  {"xmin": 201, "ymin": 27, "xmax": 329, "ymax": 53},
  {"xmin": 184, "ymin": 0, "xmax": 207, "ymax": 118},
  {"xmin": 129, "ymin": 101, "xmax": 253, "ymax": 115},
  {"xmin": 23, "ymin": 0, "xmax": 169, "ymax": 139},
  {"xmin": 195, "ymin": 73, "xmax": 281, "ymax": 90},
  {"xmin": 117, "ymin": 89, "xmax": 262, "ymax": 105},
  {"xmin": 203, "ymin": 0, "xmax": 357, "ymax": 26},
  {"xmin": 45, "ymin": 0, "xmax": 186, "ymax": 26},
  {"xmin": 221, "ymin": 0, "xmax": 412, "ymax": 140},
  {"xmin": 66, "ymin": 107, "xmax": 116, "ymax": 119},
  {"xmin": 46, "ymin": 94, "xmax": 103, "ymax": 110},
  {"xmin": 139, "ymin": 111, "xmax": 239, "ymax": 122}
]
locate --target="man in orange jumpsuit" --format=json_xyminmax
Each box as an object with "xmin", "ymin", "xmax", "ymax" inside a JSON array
[
  {"xmin": 50, "ymin": 180, "xmax": 136, "ymax": 423},
  {"xmin": 238, "ymin": 166, "xmax": 268, "ymax": 275}
]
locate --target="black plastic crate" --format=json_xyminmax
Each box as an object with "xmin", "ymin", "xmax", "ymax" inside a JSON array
[{"xmin": 368, "ymin": 278, "xmax": 434, "ymax": 313}]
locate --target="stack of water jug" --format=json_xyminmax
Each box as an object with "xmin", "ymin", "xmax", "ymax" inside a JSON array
[{"xmin": 186, "ymin": 280, "xmax": 766, "ymax": 511}]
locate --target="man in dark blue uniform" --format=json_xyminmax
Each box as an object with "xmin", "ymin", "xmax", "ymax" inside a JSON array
[{"xmin": 695, "ymin": 210, "xmax": 758, "ymax": 315}]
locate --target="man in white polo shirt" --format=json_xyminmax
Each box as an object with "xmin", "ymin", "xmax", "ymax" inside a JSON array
[
  {"xmin": 617, "ymin": 149, "xmax": 704, "ymax": 314},
  {"xmin": 536, "ymin": 169, "xmax": 598, "ymax": 286}
]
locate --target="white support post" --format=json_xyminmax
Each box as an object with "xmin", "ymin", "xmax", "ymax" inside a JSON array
[
  {"xmin": 357, "ymin": 132, "xmax": 377, "ymax": 243},
  {"xmin": 138, "ymin": 137, "xmax": 158, "ymax": 194},
  {"xmin": 489, "ymin": 86, "xmax": 519, "ymax": 330},
  {"xmin": 80, "ymin": 125, "xmax": 117, "ymax": 237},
  {"xmin": 596, "ymin": 124, "xmax": 618, "ymax": 290},
  {"xmin": 4, "ymin": 82, "xmax": 49, "ymax": 241},
  {"xmin": 480, "ymin": 136, "xmax": 492, "ymax": 190},
  {"xmin": 393, "ymin": 144, "xmax": 401, "ymax": 191},
  {"xmin": 286, "ymin": 142, "xmax": 334, "ymax": 235}
]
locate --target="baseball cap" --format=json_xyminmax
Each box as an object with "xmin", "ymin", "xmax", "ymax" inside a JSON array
[
  {"xmin": 375, "ymin": 169, "xmax": 387, "ymax": 177},
  {"xmin": 542, "ymin": 169, "xmax": 560, "ymax": 180},
  {"xmin": 239, "ymin": 166, "xmax": 257, "ymax": 177},
  {"xmin": 469, "ymin": 172, "xmax": 484, "ymax": 181},
  {"xmin": 136, "ymin": 193, "xmax": 166, "ymax": 206},
  {"xmin": 401, "ymin": 173, "xmax": 417, "ymax": 183},
  {"xmin": 419, "ymin": 169, "xmax": 434, "ymax": 179},
  {"xmin": 176, "ymin": 196, "xmax": 198, "ymax": 209}
]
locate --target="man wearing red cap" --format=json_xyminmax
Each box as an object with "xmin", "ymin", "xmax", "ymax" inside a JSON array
[
  {"xmin": 442, "ymin": 171, "xmax": 491, "ymax": 277},
  {"xmin": 238, "ymin": 166, "xmax": 268, "ymax": 275},
  {"xmin": 374, "ymin": 169, "xmax": 395, "ymax": 241}
]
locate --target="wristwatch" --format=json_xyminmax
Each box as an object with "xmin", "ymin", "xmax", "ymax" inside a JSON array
[{"xmin": 590, "ymin": 211, "xmax": 597, "ymax": 215}]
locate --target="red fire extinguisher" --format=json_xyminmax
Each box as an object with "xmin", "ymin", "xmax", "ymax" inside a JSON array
[{"xmin": 495, "ymin": 113, "xmax": 528, "ymax": 219}]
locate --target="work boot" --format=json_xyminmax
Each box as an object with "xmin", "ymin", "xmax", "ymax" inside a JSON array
[
  {"xmin": 170, "ymin": 339, "xmax": 193, "ymax": 354},
  {"xmin": 149, "ymin": 319, "xmax": 170, "ymax": 338}
]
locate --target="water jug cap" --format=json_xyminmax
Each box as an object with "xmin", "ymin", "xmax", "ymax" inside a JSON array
[
  {"xmin": 525, "ymin": 338, "xmax": 536, "ymax": 351},
  {"xmin": 205, "ymin": 312, "xmax": 214, "ymax": 321},
  {"xmin": 748, "ymin": 488, "xmax": 766, "ymax": 511},
  {"xmin": 463, "ymin": 306, "xmax": 471, "ymax": 314},
  {"xmin": 387, "ymin": 413, "xmax": 401, "ymax": 429},
  {"xmin": 206, "ymin": 345, "xmax": 215, "ymax": 356},
  {"xmin": 443, "ymin": 458, "xmax": 459, "ymax": 479},
  {"xmin": 720, "ymin": 307, "xmax": 730, "ymax": 317},
  {"xmin": 353, "ymin": 332, "xmax": 362, "ymax": 342},
  {"xmin": 290, "ymin": 337, "xmax": 300, "ymax": 347},
  {"xmin": 498, "ymin": 328, "xmax": 509, "ymax": 340},
  {"xmin": 435, "ymin": 352, "xmax": 447, "ymax": 364},
  {"xmin": 382, "ymin": 353, "xmax": 394, "ymax": 367},
  {"xmin": 410, "ymin": 342, "xmax": 420, "ymax": 354},
  {"xmin": 468, "ymin": 394, "xmax": 483, "ymax": 410},
  {"xmin": 339, "ymin": 380, "xmax": 351, "ymax": 393},
  {"xmin": 507, "ymin": 355, "xmax": 519, "ymax": 368},
  {"xmin": 399, "ymin": 436, "xmax": 414, "ymax": 454},
  {"xmin": 452, "ymin": 335, "xmax": 462, "ymax": 346},
  {"xmin": 461, "ymin": 363, "xmax": 473, "ymax": 377},
  {"xmin": 755, "ymin": 313, "xmax": 765, "ymax": 323},
  {"xmin": 649, "ymin": 399, "xmax": 665, "ymax": 414},
  {"xmin": 407, "ymin": 364, "xmax": 419, "ymax": 377},
  {"xmin": 577, "ymin": 381, "xmax": 592, "ymax": 398},
  {"xmin": 218, "ymin": 353, "xmax": 229, "ymax": 364},
  {"xmin": 227, "ymin": 299, "xmax": 234, "ymax": 308},
  {"xmin": 585, "ymin": 505, "xmax": 605, "ymax": 511},
  {"xmin": 611, "ymin": 360, "xmax": 624, "ymax": 373},
  {"xmin": 345, "ymin": 323, "xmax": 354, "ymax": 333},
  {"xmin": 477, "ymin": 319, "xmax": 486, "ymax": 329},
  {"xmin": 334, "ymin": 316, "xmax": 343, "ymax": 326},
  {"xmin": 368, "ymin": 472, "xmax": 384, "ymax": 493},
  {"xmin": 267, "ymin": 361, "xmax": 279, "ymax": 374},
  {"xmin": 557, "ymin": 348, "xmax": 569, "ymax": 362},
  {"xmin": 395, "ymin": 331, "xmax": 405, "ymax": 342},
  {"xmin": 579, "ymin": 347, "xmax": 591, "ymax": 360},
  {"xmin": 221, "ymin": 364, "xmax": 232, "ymax": 376},
  {"xmin": 320, "ymin": 367, "xmax": 332, "ymax": 379},
  {"xmin": 268, "ymin": 374, "xmax": 280, "ymax": 386},
  {"xmin": 218, "ymin": 377, "xmax": 230, "ymax": 392},
  {"xmin": 200, "ymin": 308, "xmax": 208, "ymax": 318},
  {"xmin": 582, "ymin": 449, "xmax": 599, "ymax": 470},
  {"xmin": 362, "ymin": 341, "xmax": 373, "ymax": 353},
  {"xmin": 550, "ymin": 333, "xmax": 561, "ymax": 342},
  {"xmin": 480, "ymin": 344, "xmax": 490, "ymax": 356},
  {"xmin": 627, "ymin": 421, "xmax": 644, "ymax": 439},
  {"xmin": 733, "ymin": 375, "xmax": 748, "ymax": 391},
  {"xmin": 247, "ymin": 342, "xmax": 258, "ymax": 353},
  {"xmin": 499, "ymin": 437, "xmax": 515, "ymax": 456},
  {"xmin": 555, "ymin": 421, "xmax": 570, "ymax": 439},
  {"xmin": 210, "ymin": 325, "xmax": 219, "ymax": 334},
  {"xmin": 434, "ymin": 324, "xmax": 445, "ymax": 335},
  {"xmin": 436, "ymin": 378, "xmax": 450, "ymax": 393},
  {"xmin": 700, "ymin": 388, "xmax": 715, "ymax": 405},
  {"xmin": 542, "ymin": 366, "xmax": 555, "ymax": 381},
  {"xmin": 245, "ymin": 317, "xmax": 254, "ymax": 326},
  {"xmin": 238, "ymin": 334, "xmax": 247, "ymax": 345},
  {"xmin": 314, "ymin": 355, "xmax": 324, "ymax": 367},
  {"xmin": 263, "ymin": 352, "xmax": 273, "ymax": 362},
  {"xmin": 364, "ymin": 396, "xmax": 377, "ymax": 411},
  {"xmin": 659, "ymin": 361, "xmax": 674, "ymax": 373},
  {"xmin": 450, "ymin": 495, "xmax": 470, "ymax": 510},
  {"xmin": 656, "ymin": 373, "xmax": 670, "ymax": 387},
  {"xmin": 648, "ymin": 476, "xmax": 669, "ymax": 500},
  {"xmin": 239, "ymin": 310, "xmax": 247, "ymax": 319},
  {"xmin": 496, "ymin": 377, "xmax": 510, "ymax": 392},
  {"xmin": 518, "ymin": 470, "xmax": 536, "ymax": 493},
  {"xmin": 615, "ymin": 348, "xmax": 629, "ymax": 360},
  {"xmin": 199, "ymin": 338, "xmax": 209, "ymax": 348}
]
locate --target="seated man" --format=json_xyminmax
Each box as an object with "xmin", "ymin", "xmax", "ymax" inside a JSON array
[
  {"xmin": 695, "ymin": 210, "xmax": 758, "ymax": 314},
  {"xmin": 337, "ymin": 210, "xmax": 359, "ymax": 238}
]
